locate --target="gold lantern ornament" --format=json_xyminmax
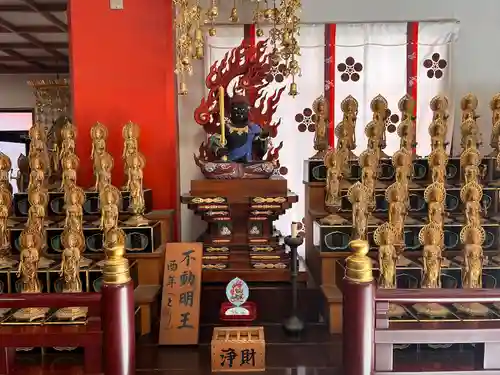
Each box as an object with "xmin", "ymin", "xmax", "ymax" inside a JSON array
[{"xmin": 174, "ymin": 0, "xmax": 302, "ymax": 95}]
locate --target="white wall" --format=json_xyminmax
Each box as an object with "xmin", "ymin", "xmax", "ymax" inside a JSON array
[{"xmin": 178, "ymin": 0, "xmax": 500, "ymax": 240}]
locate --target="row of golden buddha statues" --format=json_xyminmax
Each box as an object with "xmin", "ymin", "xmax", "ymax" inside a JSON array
[
  {"xmin": 0, "ymin": 119, "xmax": 148, "ymax": 322},
  {"xmin": 320, "ymin": 92, "xmax": 500, "ymax": 318}
]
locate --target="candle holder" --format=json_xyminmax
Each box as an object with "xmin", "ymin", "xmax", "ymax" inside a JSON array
[{"xmin": 283, "ymin": 234, "xmax": 305, "ymax": 338}]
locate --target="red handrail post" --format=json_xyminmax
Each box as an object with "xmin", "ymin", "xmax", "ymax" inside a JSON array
[
  {"xmin": 101, "ymin": 234, "xmax": 136, "ymax": 375},
  {"xmin": 342, "ymin": 240, "xmax": 375, "ymax": 375}
]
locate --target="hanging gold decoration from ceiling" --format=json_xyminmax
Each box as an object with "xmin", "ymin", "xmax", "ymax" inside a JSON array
[
  {"xmin": 174, "ymin": 0, "xmax": 302, "ymax": 96},
  {"xmin": 28, "ymin": 79, "xmax": 71, "ymax": 128}
]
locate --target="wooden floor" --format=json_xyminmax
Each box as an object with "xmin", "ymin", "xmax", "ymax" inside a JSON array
[{"xmin": 9, "ymin": 324, "xmax": 486, "ymax": 374}]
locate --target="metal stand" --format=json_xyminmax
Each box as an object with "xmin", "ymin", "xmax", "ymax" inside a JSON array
[{"xmin": 283, "ymin": 235, "xmax": 305, "ymax": 338}]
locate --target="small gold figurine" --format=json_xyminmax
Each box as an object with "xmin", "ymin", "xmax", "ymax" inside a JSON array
[
  {"xmin": 28, "ymin": 154, "xmax": 46, "ymax": 190},
  {"xmin": 321, "ymin": 149, "xmax": 347, "ymax": 225},
  {"xmin": 64, "ymin": 185, "xmax": 85, "ymax": 232},
  {"xmin": 460, "ymin": 181, "xmax": 483, "ymax": 227},
  {"xmin": 374, "ymin": 222, "xmax": 398, "ymax": 289},
  {"xmin": 100, "ymin": 184, "xmax": 121, "ymax": 233},
  {"xmin": 336, "ymin": 95, "xmax": 358, "ymax": 159},
  {"xmin": 460, "ymin": 94, "xmax": 481, "ymax": 149},
  {"xmin": 60, "ymin": 153, "xmax": 79, "ymax": 192},
  {"xmin": 413, "ymin": 223, "xmax": 449, "ymax": 317},
  {"xmin": 370, "ymin": 95, "xmax": 389, "ymax": 158},
  {"xmin": 347, "ymin": 182, "xmax": 370, "ymax": 241},
  {"xmin": 397, "ymin": 94, "xmax": 416, "ymax": 154},
  {"xmin": 424, "ymin": 182, "xmax": 448, "ymax": 227},
  {"xmin": 122, "ymin": 121, "xmax": 140, "ymax": 189},
  {"xmin": 54, "ymin": 229, "xmax": 88, "ymax": 321},
  {"xmin": 460, "ymin": 146, "xmax": 482, "ymax": 184},
  {"xmin": 428, "ymin": 148, "xmax": 449, "ymax": 184},
  {"xmin": 311, "ymin": 95, "xmax": 329, "ymax": 159},
  {"xmin": 123, "ymin": 152, "xmax": 149, "ymax": 226},
  {"xmin": 59, "ymin": 121, "xmax": 77, "ymax": 162},
  {"xmin": 94, "ymin": 152, "xmax": 114, "ymax": 192},
  {"xmin": 0, "ymin": 152, "xmax": 12, "ymax": 193},
  {"xmin": 489, "ymin": 93, "xmax": 500, "ymax": 158},
  {"xmin": 0, "ymin": 187, "xmax": 16, "ymax": 269},
  {"xmin": 28, "ymin": 123, "xmax": 49, "ymax": 174},
  {"xmin": 393, "ymin": 148, "xmax": 417, "ymax": 190},
  {"xmin": 374, "ymin": 222, "xmax": 406, "ymax": 317},
  {"xmin": 428, "ymin": 96, "xmax": 449, "ymax": 151},
  {"xmin": 385, "ymin": 182, "xmax": 407, "ymax": 245},
  {"xmin": 13, "ymin": 228, "xmax": 49, "ymax": 321},
  {"xmin": 453, "ymin": 225, "xmax": 489, "ymax": 316},
  {"xmin": 359, "ymin": 149, "xmax": 378, "ymax": 203},
  {"xmin": 90, "ymin": 122, "xmax": 108, "ymax": 161},
  {"xmin": 26, "ymin": 187, "xmax": 54, "ymax": 269}
]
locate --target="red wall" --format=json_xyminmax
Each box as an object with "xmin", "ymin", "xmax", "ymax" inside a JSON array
[{"xmin": 68, "ymin": 0, "xmax": 178, "ymax": 211}]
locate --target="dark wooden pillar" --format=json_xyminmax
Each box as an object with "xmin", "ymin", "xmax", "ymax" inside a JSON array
[
  {"xmin": 101, "ymin": 231, "xmax": 136, "ymax": 375},
  {"xmin": 342, "ymin": 240, "xmax": 375, "ymax": 375}
]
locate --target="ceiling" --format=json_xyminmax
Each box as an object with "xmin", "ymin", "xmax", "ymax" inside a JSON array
[{"xmin": 0, "ymin": 0, "xmax": 68, "ymax": 74}]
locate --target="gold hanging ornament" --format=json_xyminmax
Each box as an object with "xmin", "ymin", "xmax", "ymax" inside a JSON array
[{"xmin": 174, "ymin": 0, "xmax": 302, "ymax": 95}]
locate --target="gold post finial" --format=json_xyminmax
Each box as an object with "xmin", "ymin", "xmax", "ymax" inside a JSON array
[
  {"xmin": 102, "ymin": 228, "xmax": 131, "ymax": 284},
  {"xmin": 345, "ymin": 239, "xmax": 373, "ymax": 283}
]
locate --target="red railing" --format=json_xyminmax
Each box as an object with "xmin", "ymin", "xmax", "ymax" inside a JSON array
[
  {"xmin": 0, "ymin": 280, "xmax": 135, "ymax": 375},
  {"xmin": 343, "ymin": 279, "xmax": 500, "ymax": 375}
]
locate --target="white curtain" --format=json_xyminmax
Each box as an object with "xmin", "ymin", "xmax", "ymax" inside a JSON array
[
  {"xmin": 257, "ymin": 25, "xmax": 326, "ymax": 257},
  {"xmin": 416, "ymin": 22, "xmax": 459, "ymax": 156},
  {"xmin": 333, "ymin": 22, "xmax": 459, "ymax": 157}
]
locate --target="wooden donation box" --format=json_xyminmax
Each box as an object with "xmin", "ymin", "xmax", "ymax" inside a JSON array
[{"xmin": 211, "ymin": 326, "xmax": 265, "ymax": 372}]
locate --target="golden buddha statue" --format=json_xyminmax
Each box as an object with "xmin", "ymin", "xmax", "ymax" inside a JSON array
[
  {"xmin": 320, "ymin": 149, "xmax": 347, "ymax": 225},
  {"xmin": 100, "ymin": 184, "xmax": 121, "ymax": 233},
  {"xmin": 460, "ymin": 94, "xmax": 481, "ymax": 149},
  {"xmin": 460, "ymin": 181, "xmax": 483, "ymax": 227},
  {"xmin": 374, "ymin": 222, "xmax": 406, "ymax": 317},
  {"xmin": 124, "ymin": 152, "xmax": 149, "ymax": 226},
  {"xmin": 413, "ymin": 223, "xmax": 449, "ymax": 317},
  {"xmin": 428, "ymin": 148, "xmax": 449, "ymax": 184},
  {"xmin": 122, "ymin": 121, "xmax": 140, "ymax": 189},
  {"xmin": 64, "ymin": 185, "xmax": 85, "ymax": 232},
  {"xmin": 347, "ymin": 182, "xmax": 370, "ymax": 241},
  {"xmin": 489, "ymin": 93, "xmax": 500, "ymax": 158},
  {"xmin": 13, "ymin": 228, "xmax": 49, "ymax": 321},
  {"xmin": 94, "ymin": 152, "xmax": 114, "ymax": 193},
  {"xmin": 454, "ymin": 225, "xmax": 489, "ymax": 316},
  {"xmin": 397, "ymin": 94, "xmax": 416, "ymax": 154},
  {"xmin": 311, "ymin": 95, "xmax": 329, "ymax": 159},
  {"xmin": 337, "ymin": 95, "xmax": 358, "ymax": 159},
  {"xmin": 91, "ymin": 122, "xmax": 108, "ymax": 161},
  {"xmin": 0, "ymin": 187, "xmax": 16, "ymax": 269},
  {"xmin": 59, "ymin": 122, "xmax": 77, "ymax": 162},
  {"xmin": 28, "ymin": 153, "xmax": 46, "ymax": 190},
  {"xmin": 0, "ymin": 152, "xmax": 12, "ymax": 193},
  {"xmin": 55, "ymin": 229, "xmax": 88, "ymax": 321},
  {"xmin": 28, "ymin": 123, "xmax": 49, "ymax": 174},
  {"xmin": 60, "ymin": 153, "xmax": 79, "ymax": 192}
]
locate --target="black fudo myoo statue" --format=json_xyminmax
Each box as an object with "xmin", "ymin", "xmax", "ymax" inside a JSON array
[
  {"xmin": 194, "ymin": 86, "xmax": 276, "ymax": 179},
  {"xmin": 210, "ymin": 87, "xmax": 269, "ymax": 163}
]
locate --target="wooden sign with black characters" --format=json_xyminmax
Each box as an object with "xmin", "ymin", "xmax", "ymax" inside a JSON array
[
  {"xmin": 159, "ymin": 242, "xmax": 202, "ymax": 345},
  {"xmin": 211, "ymin": 326, "xmax": 266, "ymax": 372}
]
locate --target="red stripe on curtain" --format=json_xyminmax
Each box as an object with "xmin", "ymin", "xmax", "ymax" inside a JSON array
[
  {"xmin": 326, "ymin": 24, "xmax": 336, "ymax": 148},
  {"xmin": 407, "ymin": 22, "xmax": 419, "ymax": 153},
  {"xmin": 244, "ymin": 24, "xmax": 257, "ymax": 104}
]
